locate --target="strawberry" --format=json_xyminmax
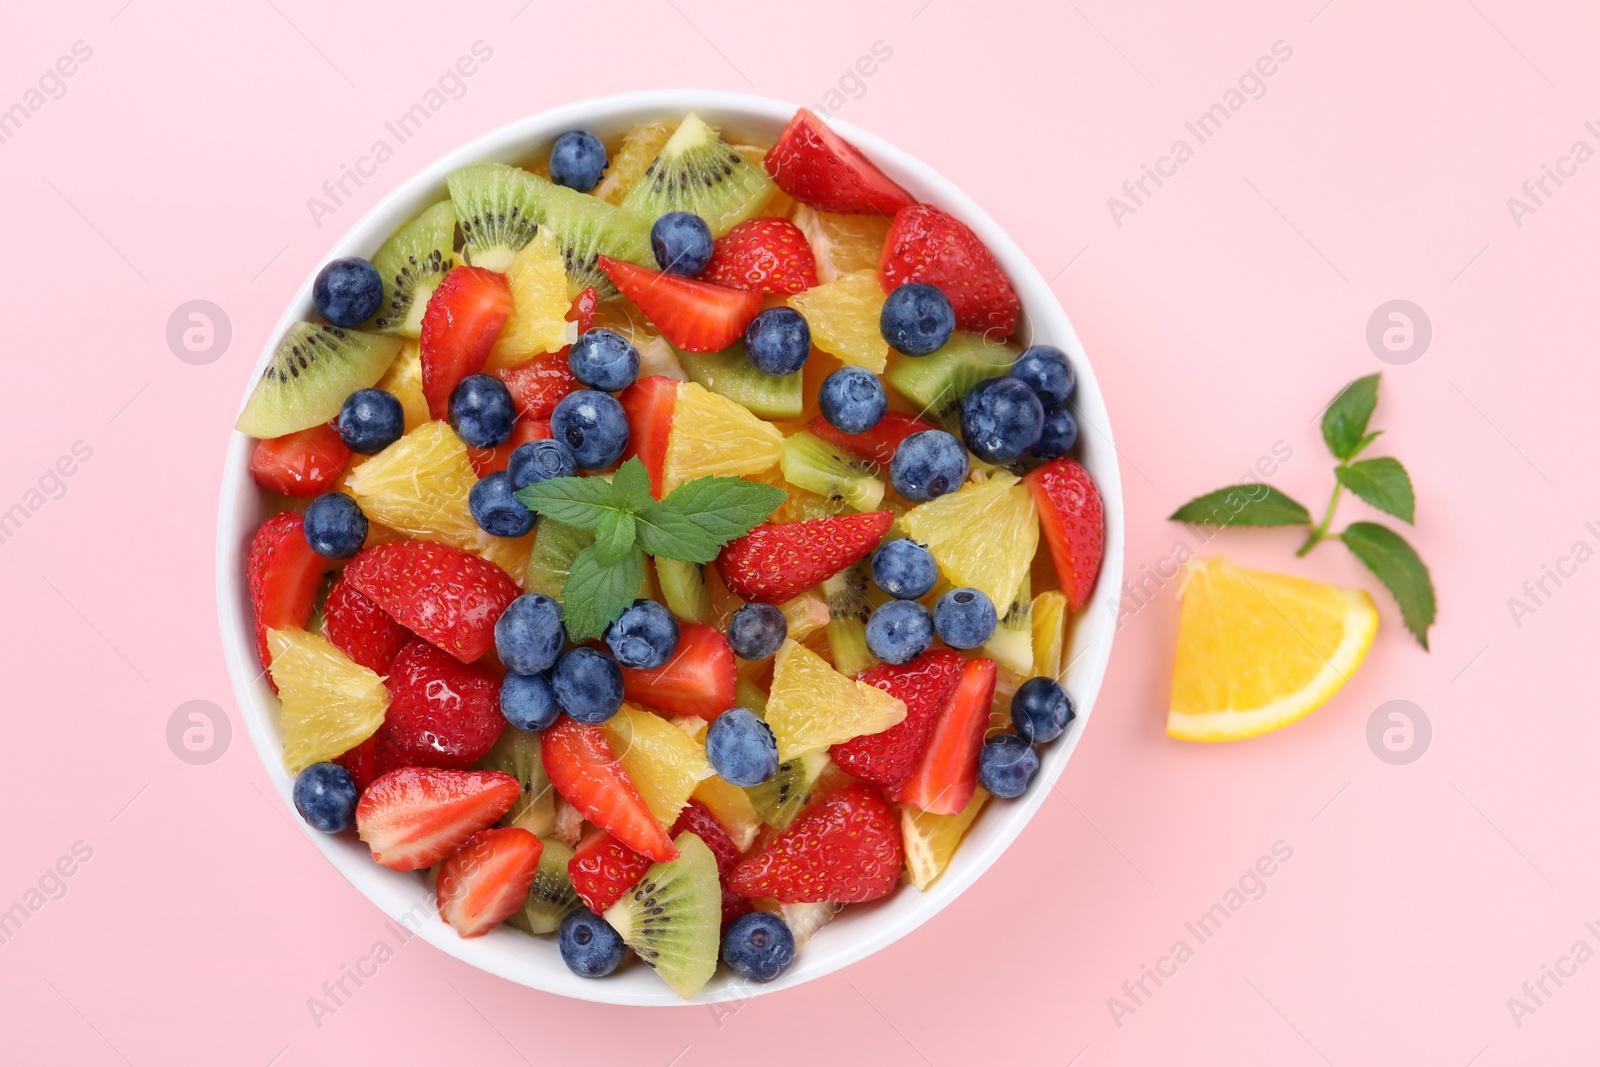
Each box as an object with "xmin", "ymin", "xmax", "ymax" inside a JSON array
[
  {"xmin": 420, "ymin": 265, "xmax": 513, "ymax": 420},
  {"xmin": 702, "ymin": 218, "xmax": 819, "ymax": 295},
  {"xmin": 246, "ymin": 512, "xmax": 332, "ymax": 674},
  {"xmin": 830, "ymin": 649, "xmax": 964, "ymax": 789},
  {"xmin": 568, "ymin": 828, "xmax": 654, "ymax": 913},
  {"xmin": 355, "ymin": 766, "xmax": 520, "ymax": 871},
  {"xmin": 568, "ymin": 285, "xmax": 599, "ymax": 334},
  {"xmin": 436, "ymin": 827, "xmax": 543, "ymax": 937},
  {"xmin": 671, "ymin": 800, "xmax": 740, "ymax": 879},
  {"xmin": 1024, "ymin": 457, "xmax": 1105, "ymax": 612},
  {"xmin": 806, "ymin": 411, "xmax": 935, "ymax": 467},
  {"xmin": 893, "ymin": 656, "xmax": 997, "ymax": 815},
  {"xmin": 879, "ymin": 204, "xmax": 1019, "ymax": 337},
  {"xmin": 729, "ymin": 783, "xmax": 903, "ymax": 903},
  {"xmin": 619, "ymin": 622, "xmax": 735, "ymax": 719},
  {"xmin": 466, "ymin": 416, "xmax": 551, "ymax": 478},
  {"xmin": 497, "ymin": 352, "xmax": 576, "ymax": 421},
  {"xmin": 717, "ymin": 510, "xmax": 893, "ymax": 603},
  {"xmin": 722, "ymin": 890, "xmax": 754, "ymax": 930},
  {"xmin": 541, "ymin": 718, "xmax": 678, "ymax": 862},
  {"xmin": 597, "ymin": 255, "xmax": 762, "ymax": 353},
  {"xmin": 320, "ymin": 576, "xmax": 409, "ymax": 674},
  {"xmin": 763, "ymin": 108, "xmax": 917, "ymax": 216},
  {"xmin": 248, "ymin": 424, "xmax": 350, "ymax": 497},
  {"xmin": 343, "ymin": 541, "xmax": 519, "ymax": 662},
  {"xmin": 363, "ymin": 639, "xmax": 503, "ymax": 777},
  {"xmin": 617, "ymin": 376, "xmax": 677, "ymax": 499}
]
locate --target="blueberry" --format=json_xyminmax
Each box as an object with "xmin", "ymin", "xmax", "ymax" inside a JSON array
[
  {"xmin": 721, "ymin": 912, "xmax": 796, "ymax": 982},
  {"xmin": 551, "ymin": 647, "xmax": 624, "ymax": 724},
  {"xmin": 978, "ymin": 733, "xmax": 1040, "ymax": 798},
  {"xmin": 1033, "ymin": 406, "xmax": 1079, "ymax": 458},
  {"xmin": 744, "ymin": 307, "xmax": 812, "ymax": 376},
  {"xmin": 303, "ymin": 492, "xmax": 367, "ymax": 559},
  {"xmin": 650, "ymin": 211, "xmax": 714, "ymax": 276},
  {"xmin": 865, "ymin": 599, "xmax": 934, "ymax": 665},
  {"xmin": 508, "ymin": 438, "xmax": 577, "ymax": 492},
  {"xmin": 558, "ymin": 908, "xmax": 626, "ymax": 977},
  {"xmin": 469, "ymin": 470, "xmax": 536, "ymax": 537},
  {"xmin": 550, "ymin": 389, "xmax": 630, "ymax": 469},
  {"xmin": 605, "ymin": 599, "xmax": 680, "ymax": 670},
  {"xmin": 934, "ymin": 587, "xmax": 997, "ymax": 649},
  {"xmin": 292, "ymin": 762, "xmax": 359, "ymax": 833},
  {"xmin": 500, "ymin": 671, "xmax": 560, "ymax": 732},
  {"xmin": 1011, "ymin": 676, "xmax": 1075, "ymax": 743},
  {"xmin": 449, "ymin": 374, "xmax": 516, "ymax": 449},
  {"xmin": 727, "ymin": 603, "xmax": 786, "ymax": 660},
  {"xmin": 338, "ymin": 388, "xmax": 405, "ymax": 454},
  {"xmin": 569, "ymin": 328, "xmax": 640, "ymax": 392},
  {"xmin": 871, "ymin": 539, "xmax": 938, "ymax": 600},
  {"xmin": 959, "ymin": 376, "xmax": 1043, "ymax": 463},
  {"xmin": 313, "ymin": 257, "xmax": 383, "ymax": 328},
  {"xmin": 880, "ymin": 282, "xmax": 955, "ymax": 356},
  {"xmin": 495, "ymin": 593, "xmax": 566, "ymax": 674},
  {"xmin": 705, "ymin": 707, "xmax": 779, "ymax": 787},
  {"xmin": 1010, "ymin": 344, "xmax": 1076, "ymax": 406},
  {"xmin": 818, "ymin": 366, "xmax": 887, "ymax": 434},
  {"xmin": 890, "ymin": 430, "xmax": 968, "ymax": 503},
  {"xmin": 549, "ymin": 130, "xmax": 608, "ymax": 193}
]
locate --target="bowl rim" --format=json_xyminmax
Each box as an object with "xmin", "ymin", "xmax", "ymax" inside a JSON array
[{"xmin": 216, "ymin": 89, "xmax": 1124, "ymax": 1006}]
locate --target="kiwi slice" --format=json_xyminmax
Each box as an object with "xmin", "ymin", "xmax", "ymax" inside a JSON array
[
  {"xmin": 603, "ymin": 831, "xmax": 720, "ymax": 999},
  {"xmin": 746, "ymin": 750, "xmax": 830, "ymax": 829},
  {"xmin": 822, "ymin": 561, "xmax": 877, "ymax": 679},
  {"xmin": 525, "ymin": 520, "xmax": 596, "ymax": 598},
  {"xmin": 734, "ymin": 676, "xmax": 769, "ymax": 717},
  {"xmin": 507, "ymin": 837, "xmax": 581, "ymax": 936},
  {"xmin": 656, "ymin": 558, "xmax": 712, "ymax": 625},
  {"xmin": 980, "ymin": 572, "xmax": 1033, "ymax": 676},
  {"xmin": 781, "ymin": 431, "xmax": 885, "ymax": 513},
  {"xmin": 676, "ymin": 345, "xmax": 803, "ymax": 420},
  {"xmin": 619, "ymin": 114, "xmax": 776, "ymax": 237},
  {"xmin": 236, "ymin": 323, "xmax": 401, "ymax": 438},
  {"xmin": 371, "ymin": 200, "xmax": 458, "ymax": 336},
  {"xmin": 886, "ymin": 332, "xmax": 1020, "ymax": 428},
  {"xmin": 477, "ymin": 726, "xmax": 556, "ymax": 836}
]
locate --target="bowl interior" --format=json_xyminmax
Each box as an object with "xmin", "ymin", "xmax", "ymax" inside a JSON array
[{"xmin": 216, "ymin": 90, "xmax": 1124, "ymax": 1006}]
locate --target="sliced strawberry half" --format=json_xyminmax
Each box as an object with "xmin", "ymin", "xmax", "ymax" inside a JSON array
[
  {"xmin": 617, "ymin": 376, "xmax": 677, "ymax": 499},
  {"xmin": 363, "ymin": 639, "xmax": 503, "ymax": 777},
  {"xmin": 879, "ymin": 204, "xmax": 1019, "ymax": 337},
  {"xmin": 420, "ymin": 265, "xmax": 513, "ymax": 420},
  {"xmin": 671, "ymin": 800, "xmax": 741, "ymax": 878},
  {"xmin": 249, "ymin": 424, "xmax": 350, "ymax": 498},
  {"xmin": 806, "ymin": 411, "xmax": 935, "ymax": 467},
  {"xmin": 729, "ymin": 783, "xmax": 903, "ymax": 903},
  {"xmin": 702, "ymin": 218, "xmax": 819, "ymax": 294},
  {"xmin": 597, "ymin": 255, "xmax": 762, "ymax": 353},
  {"xmin": 343, "ymin": 541, "xmax": 519, "ymax": 662},
  {"xmin": 619, "ymin": 621, "xmax": 735, "ymax": 719},
  {"xmin": 320, "ymin": 576, "xmax": 409, "ymax": 674},
  {"xmin": 355, "ymin": 767, "xmax": 520, "ymax": 871},
  {"xmin": 466, "ymin": 416, "xmax": 551, "ymax": 478},
  {"xmin": 831, "ymin": 649, "xmax": 964, "ymax": 790},
  {"xmin": 717, "ymin": 510, "xmax": 893, "ymax": 603},
  {"xmin": 763, "ymin": 108, "xmax": 917, "ymax": 216},
  {"xmin": 541, "ymin": 718, "xmax": 677, "ymax": 862},
  {"xmin": 893, "ymin": 657, "xmax": 997, "ymax": 815},
  {"xmin": 568, "ymin": 828, "xmax": 655, "ymax": 913},
  {"xmin": 436, "ymin": 827, "xmax": 543, "ymax": 937},
  {"xmin": 1024, "ymin": 457, "xmax": 1106, "ymax": 612},
  {"xmin": 246, "ymin": 512, "xmax": 333, "ymax": 675}
]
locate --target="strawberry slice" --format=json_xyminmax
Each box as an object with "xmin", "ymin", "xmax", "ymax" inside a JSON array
[
  {"xmin": 879, "ymin": 204, "xmax": 1019, "ymax": 337},
  {"xmin": 721, "ymin": 890, "xmax": 754, "ymax": 930},
  {"xmin": 343, "ymin": 541, "xmax": 519, "ymax": 662},
  {"xmin": 361, "ymin": 640, "xmax": 503, "ymax": 778},
  {"xmin": 830, "ymin": 649, "xmax": 964, "ymax": 789},
  {"xmin": 320, "ymin": 576, "xmax": 409, "ymax": 674},
  {"xmin": 729, "ymin": 783, "xmax": 903, "ymax": 903},
  {"xmin": 670, "ymin": 800, "xmax": 741, "ymax": 878},
  {"xmin": 568, "ymin": 828, "xmax": 654, "ymax": 913},
  {"xmin": 466, "ymin": 416, "xmax": 552, "ymax": 478},
  {"xmin": 420, "ymin": 265, "xmax": 513, "ymax": 420},
  {"xmin": 617, "ymin": 376, "xmax": 677, "ymax": 499},
  {"xmin": 249, "ymin": 424, "xmax": 350, "ymax": 497},
  {"xmin": 355, "ymin": 767, "xmax": 520, "ymax": 871},
  {"xmin": 246, "ymin": 512, "xmax": 333, "ymax": 675},
  {"xmin": 597, "ymin": 255, "xmax": 762, "ymax": 353},
  {"xmin": 436, "ymin": 827, "xmax": 543, "ymax": 937},
  {"xmin": 806, "ymin": 411, "xmax": 935, "ymax": 467},
  {"xmin": 702, "ymin": 218, "xmax": 819, "ymax": 294},
  {"xmin": 1023, "ymin": 457, "xmax": 1106, "ymax": 612},
  {"xmin": 717, "ymin": 510, "xmax": 893, "ymax": 603},
  {"xmin": 619, "ymin": 621, "xmax": 735, "ymax": 719},
  {"xmin": 568, "ymin": 285, "xmax": 599, "ymax": 334},
  {"xmin": 497, "ymin": 352, "xmax": 576, "ymax": 421},
  {"xmin": 893, "ymin": 657, "xmax": 997, "ymax": 815},
  {"xmin": 763, "ymin": 109, "xmax": 917, "ymax": 216},
  {"xmin": 541, "ymin": 718, "xmax": 678, "ymax": 863}
]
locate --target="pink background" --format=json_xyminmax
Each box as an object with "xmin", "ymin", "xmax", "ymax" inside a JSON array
[{"xmin": 2, "ymin": 0, "xmax": 1594, "ymax": 1062}]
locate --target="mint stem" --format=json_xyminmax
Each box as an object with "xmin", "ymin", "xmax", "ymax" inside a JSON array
[{"xmin": 1296, "ymin": 477, "xmax": 1343, "ymax": 557}]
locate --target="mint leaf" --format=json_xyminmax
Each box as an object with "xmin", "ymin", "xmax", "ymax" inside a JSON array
[
  {"xmin": 1335, "ymin": 457, "xmax": 1415, "ymax": 523},
  {"xmin": 635, "ymin": 501, "xmax": 720, "ymax": 563},
  {"xmin": 594, "ymin": 510, "xmax": 637, "ymax": 565},
  {"xmin": 661, "ymin": 476, "xmax": 788, "ymax": 543},
  {"xmin": 515, "ymin": 475, "xmax": 621, "ymax": 530},
  {"xmin": 1341, "ymin": 521, "xmax": 1435, "ymax": 648},
  {"xmin": 560, "ymin": 544, "xmax": 643, "ymax": 642},
  {"xmin": 1321, "ymin": 374, "xmax": 1380, "ymax": 459},
  {"xmin": 1169, "ymin": 485, "xmax": 1311, "ymax": 527},
  {"xmin": 611, "ymin": 458, "xmax": 654, "ymax": 512}
]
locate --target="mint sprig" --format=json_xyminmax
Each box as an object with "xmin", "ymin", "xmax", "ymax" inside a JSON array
[
  {"xmin": 516, "ymin": 459, "xmax": 786, "ymax": 641},
  {"xmin": 1169, "ymin": 373, "xmax": 1437, "ymax": 648}
]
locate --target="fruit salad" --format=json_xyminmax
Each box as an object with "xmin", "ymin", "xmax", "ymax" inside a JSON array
[{"xmin": 239, "ymin": 107, "xmax": 1107, "ymax": 999}]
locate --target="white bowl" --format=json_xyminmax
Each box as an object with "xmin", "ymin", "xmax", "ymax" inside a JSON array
[{"xmin": 216, "ymin": 90, "xmax": 1124, "ymax": 1006}]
